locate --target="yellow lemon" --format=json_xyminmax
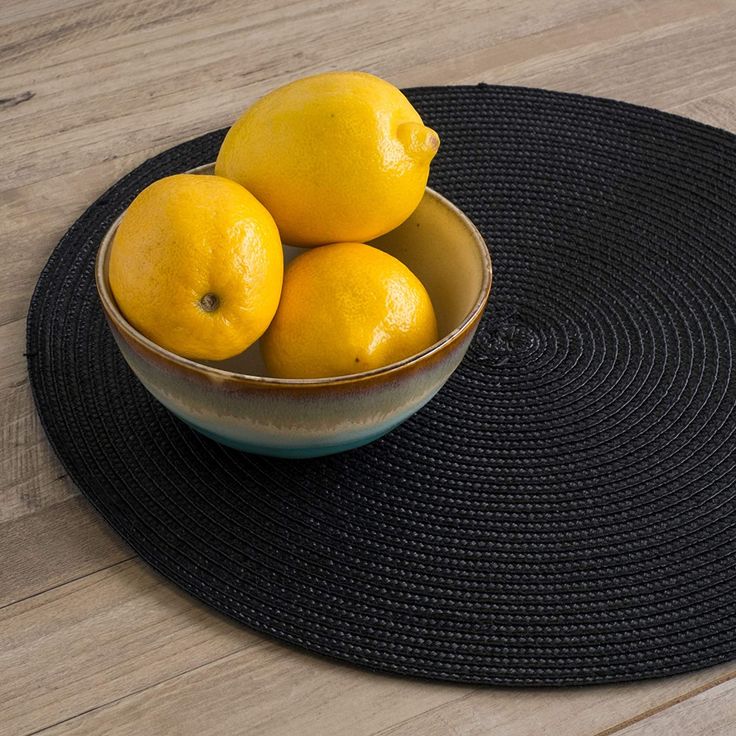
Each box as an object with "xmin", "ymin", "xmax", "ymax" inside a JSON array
[
  {"xmin": 108, "ymin": 174, "xmax": 283, "ymax": 361},
  {"xmin": 215, "ymin": 71, "xmax": 439, "ymax": 246},
  {"xmin": 261, "ymin": 243, "xmax": 438, "ymax": 378}
]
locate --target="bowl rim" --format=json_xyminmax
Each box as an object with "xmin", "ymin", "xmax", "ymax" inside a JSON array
[{"xmin": 95, "ymin": 170, "xmax": 493, "ymax": 387}]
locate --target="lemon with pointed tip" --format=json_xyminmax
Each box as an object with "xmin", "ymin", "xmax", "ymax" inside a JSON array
[
  {"xmin": 215, "ymin": 71, "xmax": 440, "ymax": 246},
  {"xmin": 108, "ymin": 174, "xmax": 283, "ymax": 362},
  {"xmin": 261, "ymin": 242, "xmax": 439, "ymax": 379}
]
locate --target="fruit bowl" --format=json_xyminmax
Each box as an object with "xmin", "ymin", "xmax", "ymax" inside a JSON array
[{"xmin": 96, "ymin": 164, "xmax": 492, "ymax": 458}]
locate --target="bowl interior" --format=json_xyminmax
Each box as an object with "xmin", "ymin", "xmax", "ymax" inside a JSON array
[
  {"xmin": 368, "ymin": 191, "xmax": 487, "ymax": 340},
  {"xmin": 99, "ymin": 164, "xmax": 491, "ymax": 380}
]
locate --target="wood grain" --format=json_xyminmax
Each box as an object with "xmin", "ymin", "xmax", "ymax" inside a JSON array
[
  {"xmin": 610, "ymin": 677, "xmax": 736, "ymax": 735},
  {"xmin": 377, "ymin": 666, "xmax": 736, "ymax": 736},
  {"xmin": 17, "ymin": 642, "xmax": 736, "ymax": 736},
  {"xmin": 0, "ymin": 496, "xmax": 130, "ymax": 608},
  {"xmin": 0, "ymin": 559, "xmax": 255, "ymax": 735},
  {"xmin": 2, "ymin": 0, "xmax": 736, "ymax": 734}
]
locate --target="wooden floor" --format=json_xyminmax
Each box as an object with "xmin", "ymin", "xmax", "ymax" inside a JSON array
[{"xmin": 2, "ymin": 0, "xmax": 736, "ymax": 733}]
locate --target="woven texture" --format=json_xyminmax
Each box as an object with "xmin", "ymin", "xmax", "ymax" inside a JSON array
[{"xmin": 27, "ymin": 85, "xmax": 736, "ymax": 685}]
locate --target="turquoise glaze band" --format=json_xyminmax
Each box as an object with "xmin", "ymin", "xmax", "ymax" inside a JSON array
[{"xmin": 182, "ymin": 417, "xmax": 403, "ymax": 458}]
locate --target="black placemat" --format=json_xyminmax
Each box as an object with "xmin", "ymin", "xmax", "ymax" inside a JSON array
[{"xmin": 27, "ymin": 85, "xmax": 736, "ymax": 685}]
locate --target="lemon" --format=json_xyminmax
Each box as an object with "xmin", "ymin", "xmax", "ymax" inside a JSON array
[
  {"xmin": 261, "ymin": 243, "xmax": 438, "ymax": 378},
  {"xmin": 215, "ymin": 71, "xmax": 439, "ymax": 246},
  {"xmin": 108, "ymin": 174, "xmax": 283, "ymax": 361}
]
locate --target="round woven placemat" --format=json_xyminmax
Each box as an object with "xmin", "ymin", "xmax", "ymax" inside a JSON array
[{"xmin": 27, "ymin": 85, "xmax": 736, "ymax": 685}]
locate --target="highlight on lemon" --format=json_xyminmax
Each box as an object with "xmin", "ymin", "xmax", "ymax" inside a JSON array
[
  {"xmin": 215, "ymin": 71, "xmax": 439, "ymax": 246},
  {"xmin": 261, "ymin": 242, "xmax": 438, "ymax": 379}
]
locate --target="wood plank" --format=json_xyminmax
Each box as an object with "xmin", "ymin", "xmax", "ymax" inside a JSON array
[
  {"xmin": 0, "ymin": 0, "xmax": 93, "ymax": 27},
  {"xmin": 487, "ymin": 5, "xmax": 736, "ymax": 110},
  {"xmin": 29, "ymin": 636, "xmax": 473, "ymax": 736},
  {"xmin": 609, "ymin": 676, "xmax": 736, "ymax": 735},
  {"xmin": 407, "ymin": 1, "xmax": 736, "ymax": 111},
  {"xmin": 0, "ymin": 555, "xmax": 472, "ymax": 736},
  {"xmin": 0, "ymin": 380, "xmax": 76, "ymax": 523},
  {"xmin": 0, "ymin": 495, "xmax": 130, "ymax": 608},
  {"xmin": 0, "ymin": 301, "xmax": 77, "ymax": 525},
  {"xmin": 1, "ymin": 0, "xmax": 634, "ymax": 192},
  {"xmin": 398, "ymin": 0, "xmax": 728, "ymax": 89},
  {"xmin": 672, "ymin": 85, "xmax": 736, "ymax": 130},
  {"xmin": 0, "ymin": 151, "xmax": 157, "ymax": 327},
  {"xmin": 0, "ymin": 558, "xmax": 258, "ymax": 736},
  {"xmin": 24, "ymin": 654, "xmax": 736, "ymax": 736},
  {"xmin": 0, "ymin": 318, "xmax": 27, "ymax": 389},
  {"xmin": 375, "ymin": 665, "xmax": 736, "ymax": 736}
]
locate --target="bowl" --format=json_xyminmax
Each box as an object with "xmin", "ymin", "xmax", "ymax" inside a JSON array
[{"xmin": 96, "ymin": 164, "xmax": 492, "ymax": 458}]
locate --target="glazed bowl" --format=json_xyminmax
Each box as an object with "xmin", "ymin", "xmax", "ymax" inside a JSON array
[{"xmin": 96, "ymin": 164, "xmax": 492, "ymax": 458}]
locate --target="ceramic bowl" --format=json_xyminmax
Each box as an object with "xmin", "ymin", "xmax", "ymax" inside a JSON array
[{"xmin": 96, "ymin": 164, "xmax": 492, "ymax": 458}]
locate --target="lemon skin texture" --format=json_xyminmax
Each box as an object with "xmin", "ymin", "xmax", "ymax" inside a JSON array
[
  {"xmin": 108, "ymin": 174, "xmax": 283, "ymax": 362},
  {"xmin": 261, "ymin": 242, "xmax": 439, "ymax": 379},
  {"xmin": 215, "ymin": 71, "xmax": 439, "ymax": 246}
]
